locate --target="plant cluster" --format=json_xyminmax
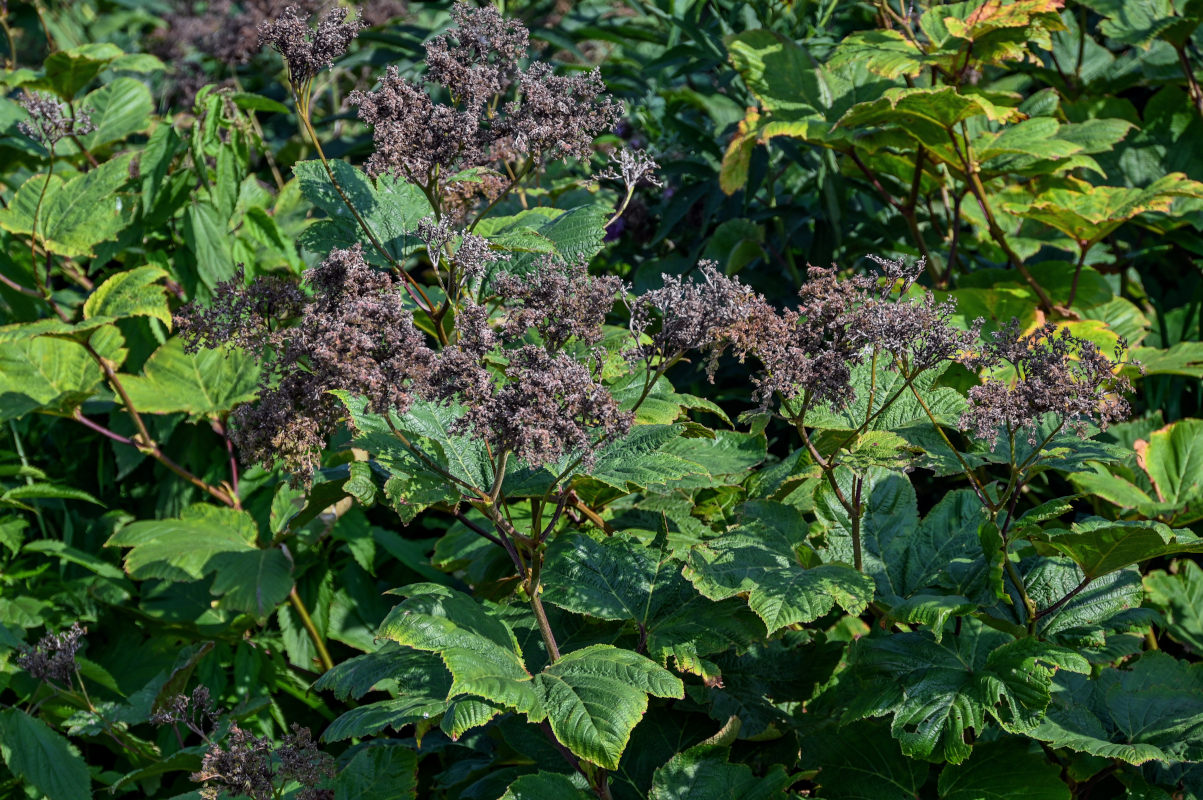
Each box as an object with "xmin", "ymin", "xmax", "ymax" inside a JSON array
[{"xmin": 1, "ymin": 2, "xmax": 1203, "ymax": 800}]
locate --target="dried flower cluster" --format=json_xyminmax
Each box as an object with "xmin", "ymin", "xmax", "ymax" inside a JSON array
[
  {"xmin": 959, "ymin": 320, "xmax": 1133, "ymax": 448},
  {"xmin": 162, "ymin": 0, "xmax": 321, "ymax": 66},
  {"xmin": 416, "ymin": 216, "xmax": 502, "ymax": 291},
  {"xmin": 351, "ymin": 2, "xmax": 620, "ymax": 213},
  {"xmin": 151, "ymin": 685, "xmax": 217, "ymax": 735},
  {"xmin": 599, "ymin": 147, "xmax": 663, "ymax": 189},
  {"xmin": 192, "ymin": 724, "xmax": 274, "ymax": 800},
  {"xmin": 258, "ymin": 4, "xmax": 362, "ymax": 82},
  {"xmin": 179, "ymin": 248, "xmax": 434, "ymax": 479},
  {"xmin": 18, "ymin": 92, "xmax": 95, "ymax": 148},
  {"xmin": 16, "ymin": 622, "xmax": 85, "ymax": 684}
]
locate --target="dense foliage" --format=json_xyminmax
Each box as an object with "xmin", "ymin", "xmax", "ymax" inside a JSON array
[{"xmin": 2, "ymin": 1, "xmax": 1203, "ymax": 798}]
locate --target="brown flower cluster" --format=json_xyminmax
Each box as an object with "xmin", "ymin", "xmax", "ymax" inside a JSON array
[
  {"xmin": 161, "ymin": 0, "xmax": 321, "ymax": 66},
  {"xmin": 351, "ymin": 2, "xmax": 620, "ymax": 209},
  {"xmin": 16, "ymin": 622, "xmax": 85, "ymax": 684},
  {"xmin": 151, "ymin": 685, "xmax": 217, "ymax": 735},
  {"xmin": 258, "ymin": 4, "xmax": 362, "ymax": 82},
  {"xmin": 179, "ymin": 248, "xmax": 434, "ymax": 479},
  {"xmin": 959, "ymin": 320, "xmax": 1133, "ymax": 448},
  {"xmin": 18, "ymin": 92, "xmax": 95, "ymax": 148}
]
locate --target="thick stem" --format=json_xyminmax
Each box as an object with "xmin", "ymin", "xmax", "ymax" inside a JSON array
[
  {"xmin": 850, "ymin": 474, "xmax": 865, "ymax": 572},
  {"xmin": 529, "ymin": 591, "xmax": 562, "ymax": 662},
  {"xmin": 289, "ymin": 587, "xmax": 334, "ymax": 672}
]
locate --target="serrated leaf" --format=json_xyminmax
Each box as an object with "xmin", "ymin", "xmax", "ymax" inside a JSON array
[
  {"xmin": 1145, "ymin": 561, "xmax": 1203, "ymax": 652},
  {"xmin": 842, "ymin": 619, "xmax": 1087, "ymax": 764},
  {"xmin": 804, "ymin": 720, "xmax": 928, "ymax": 800},
  {"xmin": 377, "ymin": 583, "xmax": 541, "ymax": 717},
  {"xmin": 106, "ymin": 504, "xmax": 258, "ymax": 581},
  {"xmin": 83, "ymin": 265, "xmax": 171, "ymax": 327},
  {"xmin": 119, "ymin": 337, "xmax": 260, "ymax": 419},
  {"xmin": 208, "ymin": 548, "xmax": 293, "ymax": 618},
  {"xmin": 937, "ymin": 738, "xmax": 1070, "ymax": 800},
  {"xmin": 77, "ymin": 77, "xmax": 152, "ymax": 148},
  {"xmin": 649, "ymin": 744, "xmax": 792, "ymax": 800},
  {"xmin": 684, "ymin": 501, "xmax": 874, "ymax": 634},
  {"xmin": 40, "ymin": 42, "xmax": 123, "ymax": 97},
  {"xmin": 1030, "ymin": 652, "xmax": 1203, "ymax": 764},
  {"xmin": 586, "ymin": 425, "xmax": 708, "ymax": 492},
  {"xmin": 500, "ymin": 772, "xmax": 591, "ymax": 800},
  {"xmin": 0, "ymin": 709, "xmax": 92, "ymax": 800},
  {"xmin": 334, "ymin": 745, "xmax": 417, "ymax": 800},
  {"xmin": 1141, "ymin": 418, "xmax": 1203, "ymax": 506},
  {"xmin": 802, "ymin": 360, "xmax": 966, "ymax": 432},
  {"xmin": 1030, "ymin": 518, "xmax": 1203, "ymax": 579},
  {"xmin": 535, "ymin": 644, "xmax": 684, "ymax": 769}
]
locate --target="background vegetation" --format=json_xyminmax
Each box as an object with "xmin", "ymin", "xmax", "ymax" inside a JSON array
[{"xmin": 2, "ymin": 0, "xmax": 1203, "ymax": 798}]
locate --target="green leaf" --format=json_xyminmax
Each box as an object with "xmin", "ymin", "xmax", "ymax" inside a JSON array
[
  {"xmin": 1030, "ymin": 518, "xmax": 1203, "ymax": 579},
  {"xmin": 334, "ymin": 744, "xmax": 418, "ymax": 800},
  {"xmin": 1030, "ymin": 652, "xmax": 1203, "ymax": 764},
  {"xmin": 0, "ymin": 709, "xmax": 92, "ymax": 800},
  {"xmin": 208, "ymin": 548, "xmax": 293, "ymax": 618},
  {"xmin": 500, "ymin": 772, "xmax": 591, "ymax": 800},
  {"xmin": 649, "ymin": 745, "xmax": 792, "ymax": 800},
  {"xmin": 842, "ymin": 619, "xmax": 1088, "ymax": 764},
  {"xmin": 1141, "ymin": 418, "xmax": 1203, "ymax": 505},
  {"xmin": 294, "ymin": 159, "xmax": 432, "ymax": 265},
  {"xmin": 0, "ymin": 333, "xmax": 105, "ymax": 420},
  {"xmin": 0, "ymin": 154, "xmax": 136, "ymax": 257},
  {"xmin": 77, "ymin": 77, "xmax": 153, "ymax": 148},
  {"xmin": 1128, "ymin": 342, "xmax": 1203, "ymax": 378},
  {"xmin": 106, "ymin": 504, "xmax": 258, "ymax": 581},
  {"xmin": 119, "ymin": 337, "xmax": 260, "ymax": 419},
  {"xmin": 684, "ymin": 501, "xmax": 875, "ymax": 635},
  {"xmin": 40, "ymin": 42, "xmax": 123, "ymax": 98},
  {"xmin": 1145, "ymin": 561, "xmax": 1203, "ymax": 652},
  {"xmin": 586, "ymin": 425, "xmax": 708, "ymax": 492},
  {"xmin": 543, "ymin": 531, "xmax": 760, "ymax": 678},
  {"xmin": 184, "ymin": 200, "xmax": 237, "ymax": 291},
  {"xmin": 534, "ymin": 644, "xmax": 684, "ymax": 769},
  {"xmin": 804, "ymin": 721, "xmax": 928, "ymax": 800},
  {"xmin": 83, "ymin": 265, "xmax": 172, "ymax": 328},
  {"xmin": 377, "ymin": 583, "xmax": 541, "ymax": 717},
  {"xmin": 801, "ymin": 360, "xmax": 966, "ymax": 432},
  {"xmin": 937, "ymin": 739, "xmax": 1070, "ymax": 800}
]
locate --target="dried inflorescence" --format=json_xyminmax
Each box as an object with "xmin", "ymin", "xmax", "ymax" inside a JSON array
[
  {"xmin": 628, "ymin": 261, "xmax": 769, "ymax": 375},
  {"xmin": 959, "ymin": 320, "xmax": 1133, "ymax": 448},
  {"xmin": 176, "ymin": 266, "xmax": 305, "ymax": 352},
  {"xmin": 192, "ymin": 724, "xmax": 275, "ymax": 800},
  {"xmin": 351, "ymin": 2, "xmax": 620, "ymax": 206},
  {"xmin": 277, "ymin": 723, "xmax": 337, "ymax": 793},
  {"xmin": 17, "ymin": 92, "xmax": 95, "ymax": 148},
  {"xmin": 258, "ymin": 4, "xmax": 362, "ymax": 82},
  {"xmin": 463, "ymin": 345, "xmax": 632, "ymax": 469},
  {"xmin": 599, "ymin": 147, "xmax": 663, "ymax": 190},
  {"xmin": 161, "ymin": 0, "xmax": 321, "ymax": 66},
  {"xmin": 494, "ymin": 256, "xmax": 623, "ymax": 350},
  {"xmin": 417, "ymin": 217, "xmax": 503, "ymax": 290},
  {"xmin": 151, "ymin": 685, "xmax": 218, "ymax": 734},
  {"xmin": 16, "ymin": 622, "xmax": 86, "ymax": 684},
  {"xmin": 179, "ymin": 247, "xmax": 434, "ymax": 480}
]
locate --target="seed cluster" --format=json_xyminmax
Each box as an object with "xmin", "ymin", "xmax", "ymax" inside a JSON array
[{"xmin": 16, "ymin": 622, "xmax": 86, "ymax": 684}]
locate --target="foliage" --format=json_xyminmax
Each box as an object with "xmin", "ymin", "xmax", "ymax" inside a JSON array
[{"xmin": 0, "ymin": 1, "xmax": 1202, "ymax": 799}]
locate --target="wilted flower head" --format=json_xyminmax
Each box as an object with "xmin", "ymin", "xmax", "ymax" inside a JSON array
[
  {"xmin": 178, "ymin": 246, "xmax": 434, "ymax": 481},
  {"xmin": 495, "ymin": 61, "xmax": 622, "ymax": 164},
  {"xmin": 151, "ymin": 685, "xmax": 217, "ymax": 735},
  {"xmin": 175, "ymin": 266, "xmax": 305, "ymax": 353},
  {"xmin": 17, "ymin": 92, "xmax": 95, "ymax": 148},
  {"xmin": 192, "ymin": 724, "xmax": 275, "ymax": 800},
  {"xmin": 494, "ymin": 255, "xmax": 623, "ymax": 350},
  {"xmin": 417, "ymin": 217, "xmax": 502, "ymax": 289},
  {"xmin": 258, "ymin": 4, "xmax": 362, "ymax": 82},
  {"xmin": 16, "ymin": 622, "xmax": 85, "ymax": 684},
  {"xmin": 425, "ymin": 2, "xmax": 528, "ymax": 106},
  {"xmin": 959, "ymin": 320, "xmax": 1133, "ymax": 448},
  {"xmin": 278, "ymin": 724, "xmax": 336, "ymax": 790},
  {"xmin": 629, "ymin": 261, "xmax": 768, "ymax": 375},
  {"xmin": 599, "ymin": 147, "xmax": 662, "ymax": 189}
]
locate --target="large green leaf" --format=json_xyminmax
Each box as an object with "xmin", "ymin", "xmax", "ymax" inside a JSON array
[
  {"xmin": 801, "ymin": 360, "xmax": 966, "ymax": 432},
  {"xmin": 106, "ymin": 504, "xmax": 258, "ymax": 581},
  {"xmin": 377, "ymin": 583, "xmax": 541, "ymax": 717},
  {"xmin": 0, "ymin": 153, "xmax": 136, "ymax": 257},
  {"xmin": 77, "ymin": 77, "xmax": 153, "ymax": 148},
  {"xmin": 684, "ymin": 501, "xmax": 874, "ymax": 635},
  {"xmin": 1145, "ymin": 561, "xmax": 1203, "ymax": 652},
  {"xmin": 334, "ymin": 744, "xmax": 418, "ymax": 800},
  {"xmin": 585, "ymin": 425, "xmax": 709, "ymax": 492},
  {"xmin": 649, "ymin": 745, "xmax": 792, "ymax": 800},
  {"xmin": 1141, "ymin": 418, "xmax": 1203, "ymax": 506},
  {"xmin": 0, "ymin": 709, "xmax": 92, "ymax": 800},
  {"xmin": 1030, "ymin": 518, "xmax": 1203, "ymax": 579},
  {"xmin": 534, "ymin": 644, "xmax": 683, "ymax": 769},
  {"xmin": 543, "ymin": 531, "xmax": 760, "ymax": 679},
  {"xmin": 842, "ymin": 620, "xmax": 1089, "ymax": 763},
  {"xmin": 208, "ymin": 548, "xmax": 293, "ymax": 618},
  {"xmin": 1030, "ymin": 653, "xmax": 1203, "ymax": 764},
  {"xmin": 294, "ymin": 159, "xmax": 432, "ymax": 266},
  {"xmin": 119, "ymin": 337, "xmax": 260, "ymax": 419},
  {"xmin": 937, "ymin": 739, "xmax": 1070, "ymax": 800},
  {"xmin": 802, "ymin": 720, "xmax": 929, "ymax": 800},
  {"xmin": 0, "ymin": 333, "xmax": 103, "ymax": 421},
  {"xmin": 500, "ymin": 772, "xmax": 591, "ymax": 800},
  {"xmin": 39, "ymin": 42, "xmax": 123, "ymax": 97},
  {"xmin": 82, "ymin": 265, "xmax": 172, "ymax": 328}
]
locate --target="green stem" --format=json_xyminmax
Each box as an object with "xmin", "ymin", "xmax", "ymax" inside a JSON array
[{"xmin": 289, "ymin": 587, "xmax": 334, "ymax": 672}]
